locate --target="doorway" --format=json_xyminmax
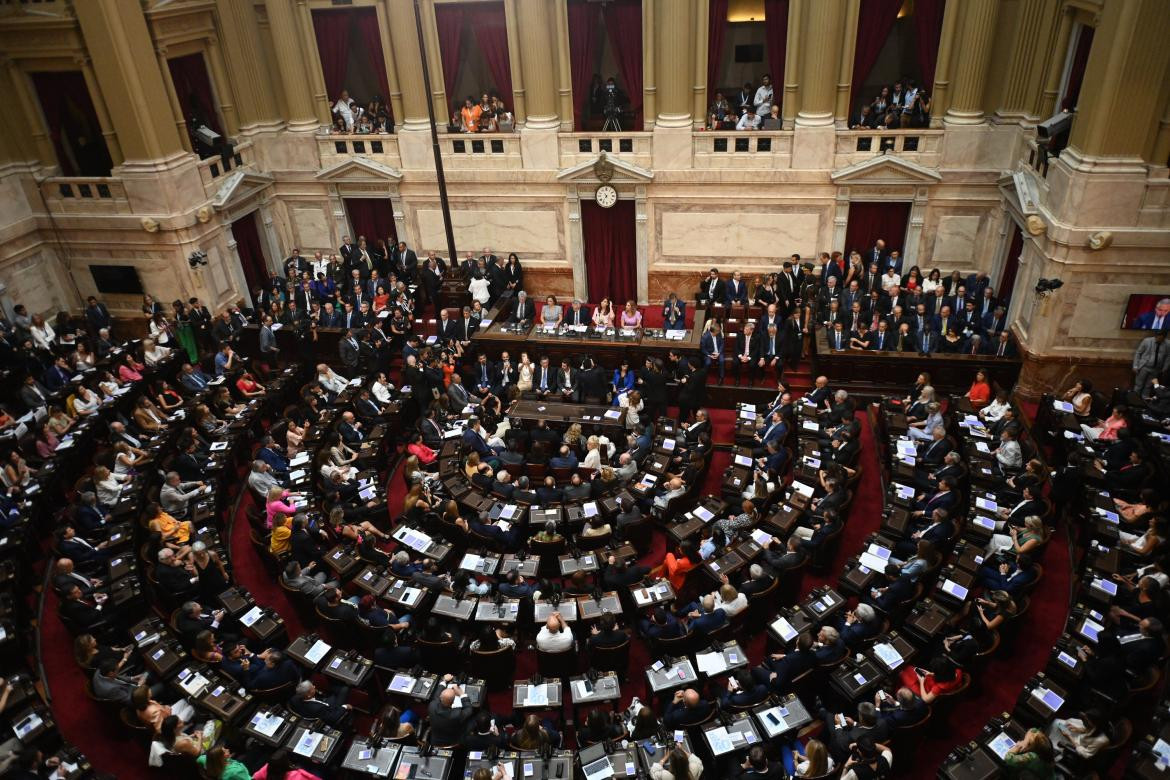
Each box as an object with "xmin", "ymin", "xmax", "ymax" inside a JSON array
[
  {"xmin": 844, "ymin": 201, "xmax": 911, "ymax": 259},
  {"xmin": 230, "ymin": 212, "xmax": 270, "ymax": 297},
  {"xmin": 581, "ymin": 199, "xmax": 638, "ymax": 304},
  {"xmin": 999, "ymin": 222, "xmax": 1024, "ymax": 303},
  {"xmin": 343, "ymin": 198, "xmax": 398, "ymax": 251}
]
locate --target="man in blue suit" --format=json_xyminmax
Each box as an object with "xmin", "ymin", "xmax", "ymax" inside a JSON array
[
  {"xmin": 1134, "ymin": 299, "xmax": 1170, "ymax": 330},
  {"xmin": 915, "ymin": 328, "xmax": 939, "ymax": 355},
  {"xmin": 982, "ymin": 306, "xmax": 1008, "ymax": 336},
  {"xmin": 725, "ymin": 272, "xmax": 750, "ymax": 305},
  {"xmin": 872, "ymin": 321, "xmax": 894, "ymax": 351},
  {"xmin": 257, "ymin": 436, "xmax": 290, "ymax": 478},
  {"xmin": 700, "ymin": 323, "xmax": 725, "ymax": 382}
]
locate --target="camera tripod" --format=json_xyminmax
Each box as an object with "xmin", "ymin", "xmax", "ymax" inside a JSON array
[{"xmin": 602, "ymin": 112, "xmax": 623, "ymax": 132}]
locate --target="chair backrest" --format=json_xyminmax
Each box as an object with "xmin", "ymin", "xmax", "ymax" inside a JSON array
[
  {"xmin": 537, "ymin": 646, "xmax": 578, "ymax": 679},
  {"xmin": 415, "ymin": 637, "xmax": 460, "ymax": 674},
  {"xmin": 589, "ymin": 637, "xmax": 631, "ymax": 677},
  {"xmin": 469, "ymin": 645, "xmax": 516, "ymax": 691},
  {"xmin": 654, "ymin": 629, "xmax": 697, "ymax": 657},
  {"xmin": 577, "ymin": 530, "xmax": 613, "ymax": 551},
  {"xmin": 252, "ymin": 678, "xmax": 298, "ymax": 703}
]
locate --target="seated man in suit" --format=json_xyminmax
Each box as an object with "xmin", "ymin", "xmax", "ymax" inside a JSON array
[
  {"xmin": 975, "ymin": 553, "xmax": 1038, "ymax": 595},
  {"xmin": 813, "ymin": 625, "xmax": 847, "ymax": 664},
  {"xmin": 248, "ymin": 648, "xmax": 301, "ymax": 690},
  {"xmin": 865, "ymin": 564, "xmax": 917, "ymax": 613},
  {"xmin": 314, "ymin": 587, "xmax": 361, "ymax": 623},
  {"xmin": 751, "ymin": 632, "xmax": 815, "ymax": 692},
  {"xmin": 915, "ymin": 327, "xmax": 939, "ymax": 355},
  {"xmin": 838, "ymin": 603, "xmax": 883, "ymax": 649},
  {"xmin": 536, "ymin": 476, "xmax": 563, "ymax": 504},
  {"xmin": 59, "ymin": 584, "xmax": 108, "ymax": 632},
  {"xmin": 555, "ymin": 358, "xmax": 579, "ymax": 402},
  {"xmin": 56, "ymin": 524, "xmax": 111, "ymax": 566},
  {"xmin": 763, "ymin": 536, "xmax": 808, "ymax": 572},
  {"xmin": 663, "ymin": 688, "xmax": 714, "ymax": 729},
  {"xmin": 175, "ymin": 600, "xmax": 229, "ymax": 645},
  {"xmin": 549, "ymin": 444, "xmax": 579, "ymax": 470},
  {"xmin": 876, "ymin": 686, "xmax": 928, "ymax": 728},
  {"xmin": 511, "ymin": 291, "xmax": 536, "ymax": 323},
  {"xmin": 470, "ymin": 354, "xmax": 497, "ymax": 397},
  {"xmin": 733, "ymin": 745, "xmax": 785, "ymax": 780},
  {"xmin": 289, "ymin": 679, "xmax": 351, "ymax": 727},
  {"xmin": 820, "ymin": 702, "xmax": 889, "ymax": 763},
  {"xmin": 639, "ymin": 606, "xmax": 684, "ymax": 639},
  {"xmin": 896, "ymin": 507, "xmax": 954, "ymax": 558},
  {"xmin": 427, "ymin": 682, "xmax": 476, "ymax": 746}
]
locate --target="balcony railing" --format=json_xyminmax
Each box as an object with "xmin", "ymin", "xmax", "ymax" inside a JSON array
[
  {"xmin": 835, "ymin": 129, "xmax": 943, "ymax": 167},
  {"xmin": 40, "ymin": 177, "xmax": 131, "ymax": 215},
  {"xmin": 197, "ymin": 140, "xmax": 255, "ymax": 195},
  {"xmin": 318, "ymin": 132, "xmax": 402, "ymax": 169},
  {"xmin": 558, "ymin": 133, "xmax": 652, "ymax": 169},
  {"xmin": 442, "ymin": 133, "xmax": 522, "ymax": 169},
  {"xmin": 693, "ymin": 131, "xmax": 793, "ymax": 168}
]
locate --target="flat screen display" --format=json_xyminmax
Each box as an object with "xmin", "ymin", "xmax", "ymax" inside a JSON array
[{"xmin": 1121, "ymin": 294, "xmax": 1170, "ymax": 330}]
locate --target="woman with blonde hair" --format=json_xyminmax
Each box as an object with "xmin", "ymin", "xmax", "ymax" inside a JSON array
[
  {"xmin": 583, "ymin": 435, "xmax": 602, "ymax": 470},
  {"xmin": 516, "ymin": 352, "xmax": 534, "ymax": 393},
  {"xmin": 563, "ymin": 422, "xmax": 584, "ymax": 449},
  {"xmin": 987, "ymin": 514, "xmax": 1049, "ymax": 557}
]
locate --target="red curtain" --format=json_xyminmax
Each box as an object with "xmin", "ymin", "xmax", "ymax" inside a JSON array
[
  {"xmin": 167, "ymin": 53, "xmax": 222, "ymax": 135},
  {"xmin": 1061, "ymin": 24, "xmax": 1095, "ymax": 112},
  {"xmin": 763, "ymin": 0, "xmax": 788, "ymax": 110},
  {"xmin": 435, "ymin": 4, "xmax": 465, "ymax": 110},
  {"xmin": 311, "ymin": 9, "xmax": 352, "ymax": 102},
  {"xmin": 849, "ymin": 0, "xmax": 902, "ymax": 112},
  {"xmin": 998, "ymin": 223, "xmax": 1024, "ymax": 303},
  {"xmin": 231, "ymin": 212, "xmax": 270, "ymax": 297},
  {"xmin": 914, "ymin": 0, "xmax": 947, "ymax": 95},
  {"xmin": 707, "ymin": 0, "xmax": 728, "ymax": 99},
  {"xmin": 344, "ymin": 198, "xmax": 398, "ymax": 247},
  {"xmin": 843, "ymin": 201, "xmax": 911, "ymax": 258},
  {"xmin": 603, "ymin": 0, "xmax": 643, "ymax": 129},
  {"xmin": 568, "ymin": 0, "xmax": 600, "ymax": 130},
  {"xmin": 355, "ymin": 7, "xmax": 392, "ymax": 107},
  {"xmin": 582, "ymin": 200, "xmax": 637, "ymax": 306},
  {"xmin": 30, "ymin": 70, "xmax": 112, "ymax": 176},
  {"xmin": 468, "ymin": 2, "xmax": 513, "ymax": 105}
]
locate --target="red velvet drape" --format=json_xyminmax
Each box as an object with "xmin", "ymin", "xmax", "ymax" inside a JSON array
[
  {"xmin": 30, "ymin": 70, "xmax": 112, "ymax": 177},
  {"xmin": 311, "ymin": 10, "xmax": 352, "ymax": 102},
  {"xmin": 467, "ymin": 2, "xmax": 513, "ymax": 105},
  {"xmin": 849, "ymin": 0, "xmax": 903, "ymax": 111},
  {"xmin": 1061, "ymin": 24, "xmax": 1095, "ymax": 112},
  {"xmin": 998, "ymin": 223, "xmax": 1024, "ymax": 303},
  {"xmin": 582, "ymin": 200, "xmax": 637, "ymax": 306},
  {"xmin": 603, "ymin": 0, "xmax": 643, "ymax": 129},
  {"xmin": 435, "ymin": 4, "xmax": 465, "ymax": 109},
  {"xmin": 355, "ymin": 7, "xmax": 392, "ymax": 107},
  {"xmin": 344, "ymin": 198, "xmax": 398, "ymax": 247},
  {"xmin": 763, "ymin": 0, "xmax": 788, "ymax": 110},
  {"xmin": 914, "ymin": 0, "xmax": 947, "ymax": 95},
  {"xmin": 844, "ymin": 201, "xmax": 911, "ymax": 258},
  {"xmin": 707, "ymin": 0, "xmax": 728, "ymax": 99},
  {"xmin": 231, "ymin": 212, "xmax": 270, "ymax": 298},
  {"xmin": 568, "ymin": 0, "xmax": 600, "ymax": 130}
]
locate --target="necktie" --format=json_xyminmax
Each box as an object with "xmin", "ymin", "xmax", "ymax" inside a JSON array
[
  {"xmin": 835, "ymin": 333, "xmax": 841, "ymax": 349},
  {"xmin": 1157, "ymin": 316, "xmax": 1164, "ymax": 329},
  {"xmin": 922, "ymin": 336, "xmax": 928, "ymax": 352},
  {"xmin": 482, "ymin": 365, "xmax": 488, "ymax": 384},
  {"xmin": 878, "ymin": 334, "xmax": 884, "ymax": 349},
  {"xmin": 998, "ymin": 343, "xmax": 1005, "ymax": 357},
  {"xmin": 540, "ymin": 370, "xmax": 547, "ymax": 390}
]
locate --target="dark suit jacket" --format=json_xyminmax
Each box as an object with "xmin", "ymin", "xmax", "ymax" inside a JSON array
[{"xmin": 512, "ymin": 299, "xmax": 536, "ymax": 323}]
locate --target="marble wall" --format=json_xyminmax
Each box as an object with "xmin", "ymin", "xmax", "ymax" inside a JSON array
[{"xmin": 413, "ymin": 206, "xmax": 564, "ymax": 260}]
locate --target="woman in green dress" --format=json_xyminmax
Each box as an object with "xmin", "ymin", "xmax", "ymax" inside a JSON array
[
  {"xmin": 196, "ymin": 745, "xmax": 250, "ymax": 780},
  {"xmin": 173, "ymin": 300, "xmax": 199, "ymax": 363}
]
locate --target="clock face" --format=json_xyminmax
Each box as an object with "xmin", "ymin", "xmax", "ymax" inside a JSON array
[{"xmin": 595, "ymin": 185, "xmax": 618, "ymax": 208}]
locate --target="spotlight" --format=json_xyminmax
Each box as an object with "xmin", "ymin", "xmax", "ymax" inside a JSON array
[
  {"xmin": 188, "ymin": 250, "xmax": 209, "ymax": 269},
  {"xmin": 1034, "ymin": 278, "xmax": 1063, "ymax": 299}
]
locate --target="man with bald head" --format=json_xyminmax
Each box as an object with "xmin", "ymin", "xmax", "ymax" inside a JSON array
[
  {"xmin": 536, "ymin": 612, "xmax": 574, "ymax": 652},
  {"xmin": 426, "ymin": 674, "xmax": 475, "ymax": 746},
  {"xmin": 663, "ymin": 687, "xmax": 714, "ymax": 729}
]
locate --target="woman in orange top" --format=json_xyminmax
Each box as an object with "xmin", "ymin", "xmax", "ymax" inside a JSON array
[
  {"xmin": 460, "ymin": 97, "xmax": 482, "ymax": 133},
  {"xmin": 236, "ymin": 372, "xmax": 265, "ymax": 398},
  {"xmin": 373, "ymin": 284, "xmax": 391, "ymax": 312},
  {"xmin": 654, "ymin": 542, "xmax": 701, "ymax": 591},
  {"xmin": 965, "ymin": 369, "xmax": 992, "ymax": 409}
]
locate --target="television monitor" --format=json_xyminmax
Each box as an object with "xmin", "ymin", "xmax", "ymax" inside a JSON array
[
  {"xmin": 89, "ymin": 265, "xmax": 144, "ymax": 295},
  {"xmin": 1121, "ymin": 293, "xmax": 1170, "ymax": 330}
]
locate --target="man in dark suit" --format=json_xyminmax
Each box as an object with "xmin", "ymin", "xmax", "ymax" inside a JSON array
[
  {"xmin": 699, "ymin": 268, "xmax": 726, "ymax": 304},
  {"xmin": 395, "ymin": 241, "xmax": 419, "ymax": 281},
  {"xmin": 896, "ymin": 507, "xmax": 954, "ymax": 558},
  {"xmin": 639, "ymin": 607, "xmax": 684, "ymax": 639},
  {"xmin": 289, "ymin": 680, "xmax": 351, "ymax": 727},
  {"xmin": 918, "ymin": 427, "xmax": 950, "ymax": 467},
  {"xmin": 663, "ymin": 688, "xmax": 714, "ymax": 729},
  {"xmin": 752, "ymin": 632, "xmax": 814, "ymax": 692},
  {"xmin": 976, "ymin": 554, "xmax": 1038, "ymax": 595},
  {"xmin": 725, "ymin": 272, "xmax": 749, "ymax": 305},
  {"xmin": 85, "ymin": 296, "xmax": 112, "ymax": 336},
  {"xmin": 732, "ymin": 321, "xmax": 761, "ymax": 385},
  {"xmin": 248, "ymin": 649, "xmax": 301, "ymax": 690},
  {"xmin": 915, "ymin": 328, "xmax": 939, "ymax": 355},
  {"xmin": 564, "ymin": 299, "xmax": 591, "ymax": 327},
  {"xmin": 638, "ymin": 357, "xmax": 668, "ymax": 421},
  {"xmin": 511, "ymin": 291, "xmax": 536, "ymax": 323},
  {"xmin": 59, "ymin": 584, "xmax": 107, "ymax": 631},
  {"xmin": 991, "ymin": 330, "xmax": 1017, "ymax": 358},
  {"xmin": 319, "ymin": 301, "xmax": 343, "ymax": 328},
  {"xmin": 733, "ymin": 746, "xmax": 785, "ymax": 779},
  {"xmin": 337, "ymin": 411, "xmax": 365, "ymax": 446},
  {"xmin": 471, "ymin": 353, "xmax": 497, "ymax": 397},
  {"xmin": 341, "ymin": 302, "xmax": 364, "ymax": 330},
  {"xmin": 777, "ymin": 260, "xmax": 803, "ymax": 311},
  {"xmin": 536, "ymin": 476, "xmax": 563, "ymax": 504},
  {"xmin": 58, "ymin": 527, "xmax": 113, "ymax": 567},
  {"xmin": 427, "ymin": 684, "xmax": 475, "ymax": 746},
  {"xmin": 338, "ymin": 329, "xmax": 361, "ymax": 375},
  {"xmin": 867, "ymin": 239, "xmax": 888, "ymax": 272}
]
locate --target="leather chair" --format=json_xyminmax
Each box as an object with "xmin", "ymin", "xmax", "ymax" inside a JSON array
[{"xmin": 469, "ymin": 645, "xmax": 516, "ymax": 691}]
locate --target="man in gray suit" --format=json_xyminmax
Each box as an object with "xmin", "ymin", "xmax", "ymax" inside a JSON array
[
  {"xmin": 1134, "ymin": 330, "xmax": 1170, "ymax": 396},
  {"xmin": 447, "ymin": 373, "xmax": 471, "ymax": 410},
  {"xmin": 92, "ymin": 658, "xmax": 152, "ymax": 704},
  {"xmin": 280, "ymin": 560, "xmax": 337, "ymax": 599},
  {"xmin": 258, "ymin": 315, "xmax": 279, "ymax": 363},
  {"xmin": 338, "ymin": 328, "xmax": 360, "ymax": 376}
]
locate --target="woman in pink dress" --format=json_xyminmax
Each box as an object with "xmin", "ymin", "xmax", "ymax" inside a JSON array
[{"xmin": 620, "ymin": 300, "xmax": 643, "ymax": 328}]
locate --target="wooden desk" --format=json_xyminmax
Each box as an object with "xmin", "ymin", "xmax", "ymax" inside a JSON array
[{"xmin": 812, "ymin": 331, "xmax": 1021, "ymax": 395}]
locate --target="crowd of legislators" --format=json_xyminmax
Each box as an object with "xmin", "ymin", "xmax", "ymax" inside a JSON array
[{"xmin": 707, "ymin": 73, "xmax": 931, "ymax": 131}]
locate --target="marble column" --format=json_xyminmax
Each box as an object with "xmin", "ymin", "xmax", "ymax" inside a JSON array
[
  {"xmin": 833, "ymin": 0, "xmax": 859, "ymax": 124},
  {"xmin": 156, "ymin": 48, "xmax": 194, "ymax": 154},
  {"xmin": 0, "ymin": 64, "xmax": 37, "ymax": 165},
  {"xmin": 795, "ymin": 0, "xmax": 846, "ymax": 127},
  {"xmin": 1068, "ymin": 0, "xmax": 1170, "ymax": 161},
  {"xmin": 642, "ymin": 0, "xmax": 656, "ymax": 129},
  {"xmin": 513, "ymin": 0, "xmax": 559, "ymax": 129},
  {"xmin": 782, "ymin": 0, "xmax": 804, "ymax": 126},
  {"xmin": 73, "ymin": 0, "xmax": 188, "ymax": 162},
  {"xmin": 926, "ymin": 0, "xmax": 960, "ymax": 125},
  {"xmin": 262, "ymin": 0, "xmax": 319, "ymax": 131},
  {"xmin": 295, "ymin": 0, "xmax": 333, "ymax": 127},
  {"xmin": 553, "ymin": 0, "xmax": 574, "ymax": 131},
  {"xmin": 204, "ymin": 37, "xmax": 240, "ymax": 136},
  {"xmin": 1038, "ymin": 7, "xmax": 1075, "ymax": 120},
  {"xmin": 996, "ymin": 0, "xmax": 1060, "ymax": 122},
  {"xmin": 943, "ymin": 0, "xmax": 999, "ymax": 125},
  {"xmin": 1151, "ymin": 90, "xmax": 1170, "ymax": 169},
  {"xmin": 504, "ymin": 0, "xmax": 528, "ymax": 125},
  {"xmin": 214, "ymin": 0, "xmax": 280, "ymax": 129},
  {"xmin": 77, "ymin": 55, "xmax": 124, "ymax": 166},
  {"xmin": 654, "ymin": 0, "xmax": 695, "ymax": 128},
  {"xmin": 386, "ymin": 0, "xmax": 429, "ymax": 131},
  {"xmin": 3, "ymin": 59, "xmax": 56, "ymax": 168},
  {"xmin": 419, "ymin": 0, "xmax": 450, "ymax": 130},
  {"xmin": 566, "ymin": 189, "xmax": 587, "ymax": 301},
  {"xmin": 693, "ymin": 0, "xmax": 710, "ymax": 130}
]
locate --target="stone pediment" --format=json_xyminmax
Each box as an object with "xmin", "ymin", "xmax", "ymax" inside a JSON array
[
  {"xmin": 211, "ymin": 170, "xmax": 274, "ymax": 211},
  {"xmin": 830, "ymin": 155, "xmax": 942, "ymax": 185},
  {"xmin": 316, "ymin": 156, "xmax": 403, "ymax": 182},
  {"xmin": 1000, "ymin": 170, "xmax": 1041, "ymax": 215},
  {"xmin": 557, "ymin": 152, "xmax": 654, "ymax": 183}
]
